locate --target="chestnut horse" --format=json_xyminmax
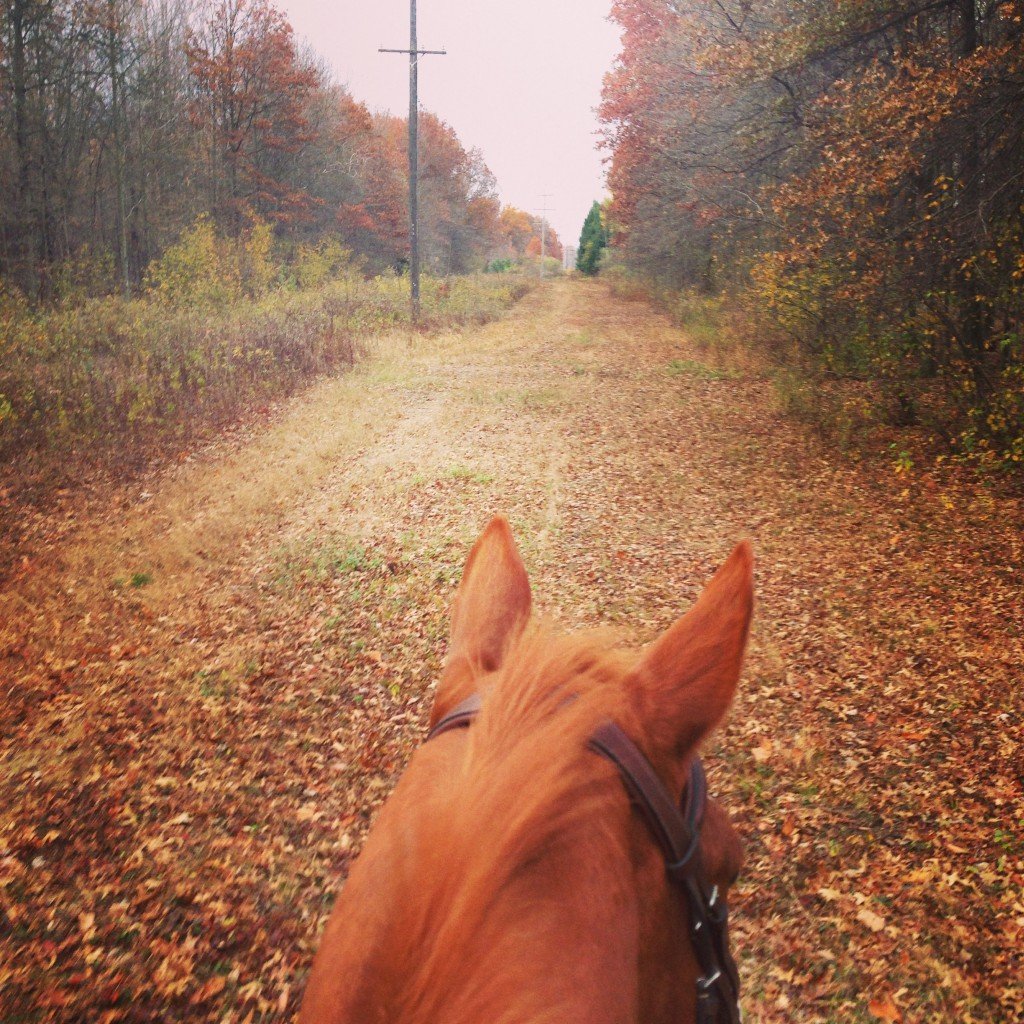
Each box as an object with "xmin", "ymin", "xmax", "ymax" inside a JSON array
[{"xmin": 300, "ymin": 516, "xmax": 753, "ymax": 1024}]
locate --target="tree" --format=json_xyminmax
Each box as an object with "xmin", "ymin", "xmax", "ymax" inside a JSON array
[
  {"xmin": 0, "ymin": 0, "xmax": 205, "ymax": 293},
  {"xmin": 186, "ymin": 0, "xmax": 320, "ymax": 233},
  {"xmin": 577, "ymin": 201, "xmax": 607, "ymax": 276},
  {"xmin": 414, "ymin": 112, "xmax": 502, "ymax": 274},
  {"xmin": 0, "ymin": 0, "xmax": 100, "ymax": 296},
  {"xmin": 600, "ymin": 0, "xmax": 1024, "ymax": 466},
  {"xmin": 0, "ymin": 0, "xmax": 516, "ymax": 297},
  {"xmin": 496, "ymin": 206, "xmax": 562, "ymax": 264}
]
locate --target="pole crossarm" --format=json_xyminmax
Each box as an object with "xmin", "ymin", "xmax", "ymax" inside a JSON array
[{"xmin": 379, "ymin": 48, "xmax": 447, "ymax": 55}]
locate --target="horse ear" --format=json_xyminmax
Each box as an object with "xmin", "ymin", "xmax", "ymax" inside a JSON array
[
  {"xmin": 631, "ymin": 541, "xmax": 753, "ymax": 781},
  {"xmin": 432, "ymin": 516, "xmax": 532, "ymax": 726}
]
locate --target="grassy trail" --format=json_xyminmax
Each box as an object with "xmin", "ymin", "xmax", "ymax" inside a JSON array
[{"xmin": 1, "ymin": 280, "xmax": 1021, "ymax": 1022}]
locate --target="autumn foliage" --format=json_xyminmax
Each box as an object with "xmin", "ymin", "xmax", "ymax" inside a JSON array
[
  {"xmin": 493, "ymin": 206, "xmax": 563, "ymax": 267},
  {"xmin": 0, "ymin": 0, "xmax": 540, "ymax": 480},
  {"xmin": 185, "ymin": 0, "xmax": 320, "ymax": 230},
  {"xmin": 0, "ymin": 0, "xmax": 511, "ymax": 296},
  {"xmin": 601, "ymin": 0, "xmax": 1024, "ymax": 471}
]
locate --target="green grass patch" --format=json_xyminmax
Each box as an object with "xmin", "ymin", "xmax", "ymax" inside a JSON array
[
  {"xmin": 446, "ymin": 465, "xmax": 494, "ymax": 484},
  {"xmin": 272, "ymin": 538, "xmax": 384, "ymax": 589},
  {"xmin": 519, "ymin": 387, "xmax": 562, "ymax": 410},
  {"xmin": 196, "ymin": 668, "xmax": 232, "ymax": 700},
  {"xmin": 666, "ymin": 358, "xmax": 738, "ymax": 381}
]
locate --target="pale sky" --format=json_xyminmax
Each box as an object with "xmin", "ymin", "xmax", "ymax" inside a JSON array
[{"xmin": 279, "ymin": 1, "xmax": 621, "ymax": 248}]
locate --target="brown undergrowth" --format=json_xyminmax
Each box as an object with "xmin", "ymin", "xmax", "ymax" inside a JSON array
[{"xmin": 0, "ymin": 272, "xmax": 532, "ymax": 578}]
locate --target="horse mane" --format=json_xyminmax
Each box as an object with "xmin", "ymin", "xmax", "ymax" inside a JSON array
[{"xmin": 386, "ymin": 626, "xmax": 636, "ymax": 1023}]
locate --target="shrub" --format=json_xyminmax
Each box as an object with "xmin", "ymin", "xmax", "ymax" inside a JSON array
[
  {"xmin": 241, "ymin": 219, "xmax": 277, "ymax": 298},
  {"xmin": 0, "ymin": 248, "xmax": 533, "ymax": 477},
  {"xmin": 144, "ymin": 216, "xmax": 239, "ymax": 305}
]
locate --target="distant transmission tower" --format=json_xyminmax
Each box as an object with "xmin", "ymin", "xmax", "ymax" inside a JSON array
[
  {"xmin": 537, "ymin": 195, "xmax": 554, "ymax": 279},
  {"xmin": 380, "ymin": 1, "xmax": 446, "ymax": 326}
]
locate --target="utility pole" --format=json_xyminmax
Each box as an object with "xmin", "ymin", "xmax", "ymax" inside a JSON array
[
  {"xmin": 537, "ymin": 195, "xmax": 553, "ymax": 279},
  {"xmin": 381, "ymin": 1, "xmax": 445, "ymax": 326}
]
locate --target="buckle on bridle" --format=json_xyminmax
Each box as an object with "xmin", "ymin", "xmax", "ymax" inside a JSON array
[
  {"xmin": 707, "ymin": 883, "xmax": 728, "ymax": 925},
  {"xmin": 698, "ymin": 968, "xmax": 722, "ymax": 990}
]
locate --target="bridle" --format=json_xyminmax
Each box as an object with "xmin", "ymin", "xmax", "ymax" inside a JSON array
[{"xmin": 428, "ymin": 692, "xmax": 742, "ymax": 1024}]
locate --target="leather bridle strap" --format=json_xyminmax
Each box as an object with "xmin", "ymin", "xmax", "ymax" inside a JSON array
[
  {"xmin": 426, "ymin": 692, "xmax": 741, "ymax": 1024},
  {"xmin": 589, "ymin": 721, "xmax": 704, "ymax": 874},
  {"xmin": 428, "ymin": 692, "xmax": 483, "ymax": 738},
  {"xmin": 589, "ymin": 722, "xmax": 740, "ymax": 1024}
]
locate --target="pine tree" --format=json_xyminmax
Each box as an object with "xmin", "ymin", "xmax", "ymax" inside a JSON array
[{"xmin": 576, "ymin": 200, "xmax": 606, "ymax": 275}]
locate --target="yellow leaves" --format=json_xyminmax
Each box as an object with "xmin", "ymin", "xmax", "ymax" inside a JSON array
[
  {"xmin": 242, "ymin": 218, "xmax": 277, "ymax": 298},
  {"xmin": 143, "ymin": 215, "xmax": 241, "ymax": 307}
]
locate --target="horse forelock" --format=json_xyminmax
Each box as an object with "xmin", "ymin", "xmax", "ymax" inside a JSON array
[{"xmin": 384, "ymin": 627, "xmax": 637, "ymax": 1023}]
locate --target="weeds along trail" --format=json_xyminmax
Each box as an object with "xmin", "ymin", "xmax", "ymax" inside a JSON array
[{"xmin": 1, "ymin": 279, "xmax": 1021, "ymax": 1023}]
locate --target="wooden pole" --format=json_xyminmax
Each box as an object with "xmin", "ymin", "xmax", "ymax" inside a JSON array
[
  {"xmin": 381, "ymin": 2, "xmax": 445, "ymax": 327},
  {"xmin": 409, "ymin": 0, "xmax": 419, "ymax": 320}
]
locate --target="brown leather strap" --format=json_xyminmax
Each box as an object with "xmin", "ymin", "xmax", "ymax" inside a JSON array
[
  {"xmin": 588, "ymin": 726, "xmax": 739, "ymax": 1024},
  {"xmin": 427, "ymin": 692, "xmax": 483, "ymax": 740},
  {"xmin": 589, "ymin": 721, "xmax": 703, "ymax": 874}
]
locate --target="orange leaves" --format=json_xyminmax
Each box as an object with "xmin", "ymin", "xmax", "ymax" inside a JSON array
[
  {"xmin": 186, "ymin": 0, "xmax": 321, "ymax": 225},
  {"xmin": 189, "ymin": 974, "xmax": 226, "ymax": 1005},
  {"xmin": 498, "ymin": 207, "xmax": 562, "ymax": 264},
  {"xmin": 149, "ymin": 934, "xmax": 200, "ymax": 1000},
  {"xmin": 868, "ymin": 992, "xmax": 903, "ymax": 1022},
  {"xmin": 600, "ymin": 0, "xmax": 1024, "ymax": 473}
]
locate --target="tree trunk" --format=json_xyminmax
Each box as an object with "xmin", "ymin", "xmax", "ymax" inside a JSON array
[
  {"xmin": 108, "ymin": 0, "xmax": 132, "ymax": 296},
  {"xmin": 956, "ymin": 0, "xmax": 990, "ymax": 400},
  {"xmin": 10, "ymin": 0, "xmax": 40, "ymax": 297}
]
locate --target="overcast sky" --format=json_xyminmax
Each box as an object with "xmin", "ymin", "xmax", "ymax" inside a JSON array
[{"xmin": 279, "ymin": 1, "xmax": 621, "ymax": 248}]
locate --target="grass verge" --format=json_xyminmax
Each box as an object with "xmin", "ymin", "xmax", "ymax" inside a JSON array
[{"xmin": 0, "ymin": 272, "xmax": 533, "ymax": 501}]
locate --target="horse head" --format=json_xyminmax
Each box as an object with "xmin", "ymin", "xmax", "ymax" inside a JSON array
[{"xmin": 301, "ymin": 516, "xmax": 753, "ymax": 1024}]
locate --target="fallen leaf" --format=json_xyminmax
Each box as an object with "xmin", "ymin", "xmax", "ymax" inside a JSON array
[
  {"xmin": 857, "ymin": 907, "xmax": 886, "ymax": 932},
  {"xmin": 868, "ymin": 992, "xmax": 902, "ymax": 1022}
]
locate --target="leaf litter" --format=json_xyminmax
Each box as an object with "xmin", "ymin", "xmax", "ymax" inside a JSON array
[{"xmin": 1, "ymin": 281, "xmax": 1021, "ymax": 1022}]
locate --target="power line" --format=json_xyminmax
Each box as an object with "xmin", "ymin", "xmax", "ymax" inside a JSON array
[{"xmin": 380, "ymin": 1, "xmax": 446, "ymax": 326}]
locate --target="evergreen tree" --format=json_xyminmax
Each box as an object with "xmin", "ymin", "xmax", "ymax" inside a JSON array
[{"xmin": 576, "ymin": 200, "xmax": 606, "ymax": 275}]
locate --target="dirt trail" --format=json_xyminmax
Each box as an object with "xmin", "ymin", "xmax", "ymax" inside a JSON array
[{"xmin": 2, "ymin": 280, "xmax": 1021, "ymax": 1023}]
